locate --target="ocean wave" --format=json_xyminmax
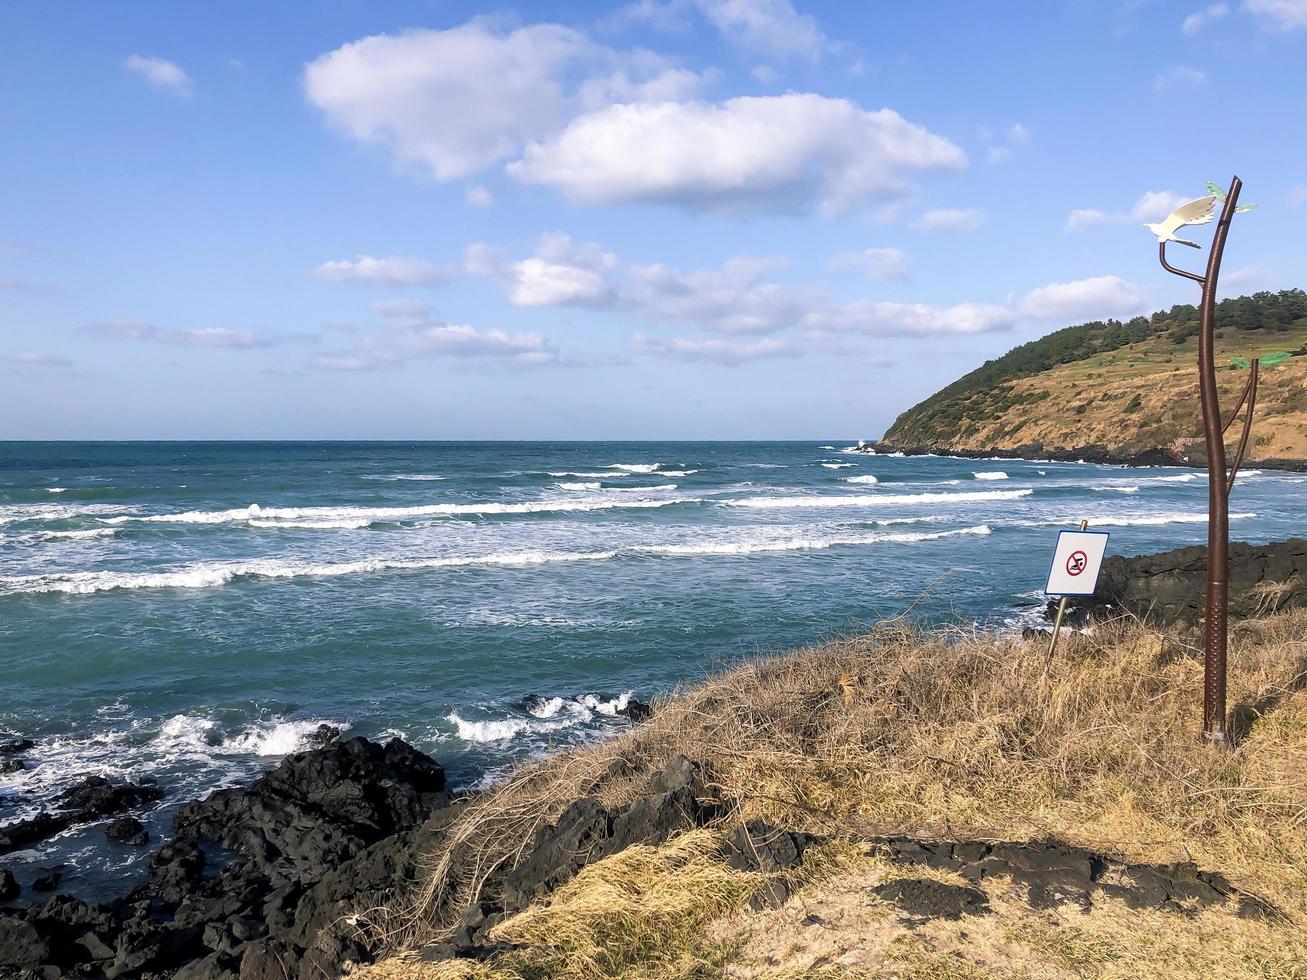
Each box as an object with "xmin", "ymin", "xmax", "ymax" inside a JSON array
[
  {"xmin": 843, "ymin": 475, "xmax": 879, "ymax": 485},
  {"xmin": 98, "ymin": 496, "xmax": 700, "ymax": 527},
  {"xmin": 821, "ymin": 462, "xmax": 854, "ymax": 469},
  {"xmin": 973, "ymin": 471, "xmax": 1008, "ymax": 480},
  {"xmin": 655, "ymin": 469, "xmax": 698, "ymax": 477},
  {"xmin": 2, "ymin": 522, "xmax": 992, "ymax": 597},
  {"xmin": 556, "ymin": 481, "xmax": 601, "ymax": 491},
  {"xmin": 605, "ymin": 463, "xmax": 661, "ymax": 473},
  {"xmin": 722, "ymin": 489, "xmax": 1033, "ymax": 509},
  {"xmin": 1013, "ymin": 511, "xmax": 1257, "ymax": 528},
  {"xmin": 449, "ymin": 690, "xmax": 635, "ymax": 744},
  {"xmin": 1149, "ymin": 473, "xmax": 1199, "ymax": 482},
  {"xmin": 0, "ymin": 548, "xmax": 627, "ymax": 596},
  {"xmin": 47, "ymin": 487, "xmax": 68, "ymax": 493},
  {"xmin": 0, "ymin": 528, "xmax": 117, "ymax": 545},
  {"xmin": 546, "ymin": 471, "xmax": 631, "ymax": 478},
  {"xmin": 639, "ymin": 525, "xmax": 991, "ymax": 556},
  {"xmin": 1096, "ymin": 486, "xmax": 1140, "ymax": 493},
  {"xmin": 362, "ymin": 473, "xmax": 445, "ymax": 481}
]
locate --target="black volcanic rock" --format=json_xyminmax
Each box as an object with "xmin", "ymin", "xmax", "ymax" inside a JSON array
[
  {"xmin": 0, "ymin": 737, "xmax": 35, "ymax": 756},
  {"xmin": 106, "ymin": 815, "xmax": 150, "ymax": 845},
  {"xmin": 0, "ymin": 868, "xmax": 18, "ymax": 902},
  {"xmin": 1054, "ymin": 537, "xmax": 1307, "ymax": 626}
]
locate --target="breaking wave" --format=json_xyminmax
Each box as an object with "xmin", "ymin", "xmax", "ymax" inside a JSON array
[{"xmin": 722, "ymin": 489, "xmax": 1033, "ymax": 509}]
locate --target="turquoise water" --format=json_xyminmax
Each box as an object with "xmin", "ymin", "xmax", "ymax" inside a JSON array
[{"xmin": 2, "ymin": 441, "xmax": 1304, "ymax": 897}]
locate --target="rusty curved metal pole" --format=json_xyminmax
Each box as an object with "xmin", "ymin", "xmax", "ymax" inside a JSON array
[
  {"xmin": 1196, "ymin": 175, "xmax": 1241, "ymax": 747},
  {"xmin": 1155, "ymin": 175, "xmax": 1243, "ymax": 748},
  {"xmin": 1227, "ymin": 359, "xmax": 1259, "ymax": 495},
  {"xmin": 1222, "ymin": 364, "xmax": 1258, "ymax": 437}
]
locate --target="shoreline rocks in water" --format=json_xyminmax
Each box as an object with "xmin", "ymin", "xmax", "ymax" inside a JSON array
[
  {"xmin": 0, "ymin": 734, "xmax": 718, "ymax": 978},
  {"xmin": 1050, "ymin": 537, "xmax": 1307, "ymax": 626}
]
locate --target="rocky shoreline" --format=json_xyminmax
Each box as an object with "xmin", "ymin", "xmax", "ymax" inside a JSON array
[
  {"xmin": 1050, "ymin": 537, "xmax": 1307, "ymax": 627},
  {"xmin": 3, "ymin": 726, "xmax": 1282, "ymax": 979},
  {"xmin": 863, "ymin": 440, "xmax": 1307, "ymax": 473}
]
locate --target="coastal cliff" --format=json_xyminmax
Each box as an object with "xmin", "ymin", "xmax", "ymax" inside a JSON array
[{"xmin": 879, "ymin": 289, "xmax": 1307, "ymax": 468}]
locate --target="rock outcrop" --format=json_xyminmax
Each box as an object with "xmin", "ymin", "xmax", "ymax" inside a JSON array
[{"xmin": 1053, "ymin": 537, "xmax": 1307, "ymax": 625}]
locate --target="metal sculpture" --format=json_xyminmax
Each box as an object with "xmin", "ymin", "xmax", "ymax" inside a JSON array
[{"xmin": 1151, "ymin": 175, "xmax": 1258, "ymax": 748}]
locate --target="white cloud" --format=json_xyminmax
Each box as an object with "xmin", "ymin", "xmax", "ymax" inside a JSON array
[
  {"xmin": 1065, "ymin": 190, "xmax": 1189, "ymax": 230},
  {"xmin": 303, "ymin": 22, "xmax": 707, "ymax": 182},
  {"xmin": 610, "ymin": 0, "xmax": 828, "ymax": 59},
  {"xmin": 1017, "ymin": 275, "xmax": 1148, "ymax": 321},
  {"xmin": 469, "ymin": 234, "xmax": 812, "ymax": 334},
  {"xmin": 465, "ymin": 186, "xmax": 494, "ymax": 208},
  {"xmin": 828, "ymin": 247, "xmax": 909, "ymax": 281},
  {"xmin": 986, "ymin": 146, "xmax": 1011, "ymax": 165},
  {"xmin": 124, "ymin": 55, "xmax": 192, "ymax": 95},
  {"xmin": 466, "ymin": 234, "xmax": 619, "ymax": 308},
  {"xmin": 314, "ymin": 255, "xmax": 448, "ymax": 287},
  {"xmin": 806, "ymin": 300, "xmax": 1015, "ymax": 336},
  {"xmin": 0, "ymin": 351, "xmax": 73, "ymax": 368},
  {"xmin": 694, "ymin": 0, "xmax": 827, "ymax": 60},
  {"xmin": 1290, "ymin": 185, "xmax": 1307, "ymax": 204},
  {"xmin": 1182, "ymin": 3, "xmax": 1230, "ymax": 33},
  {"xmin": 632, "ymin": 333, "xmax": 799, "ymax": 365},
  {"xmin": 1244, "ymin": 0, "xmax": 1307, "ymax": 29},
  {"xmin": 1007, "ymin": 122, "xmax": 1032, "ymax": 144},
  {"xmin": 909, "ymin": 208, "xmax": 984, "ymax": 232},
  {"xmin": 313, "ymin": 307, "xmax": 558, "ymax": 370},
  {"xmin": 80, "ymin": 321, "xmax": 273, "ymax": 348},
  {"xmin": 1153, "ymin": 65, "xmax": 1208, "ymax": 91},
  {"xmin": 1222, "ymin": 265, "xmax": 1268, "ymax": 288},
  {"xmin": 510, "ymin": 95, "xmax": 966, "ymax": 214}
]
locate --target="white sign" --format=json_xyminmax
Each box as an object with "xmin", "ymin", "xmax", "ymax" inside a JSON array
[{"xmin": 1044, "ymin": 530, "xmax": 1110, "ymax": 597}]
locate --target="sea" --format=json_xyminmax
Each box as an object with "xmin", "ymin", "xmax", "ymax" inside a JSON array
[{"xmin": 2, "ymin": 440, "xmax": 1304, "ymax": 900}]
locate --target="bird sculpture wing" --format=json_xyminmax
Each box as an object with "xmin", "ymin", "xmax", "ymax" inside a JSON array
[{"xmin": 1168, "ymin": 195, "xmax": 1218, "ymax": 229}]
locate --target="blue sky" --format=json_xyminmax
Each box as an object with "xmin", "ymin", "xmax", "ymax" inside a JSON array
[{"xmin": 2, "ymin": 0, "xmax": 1305, "ymax": 440}]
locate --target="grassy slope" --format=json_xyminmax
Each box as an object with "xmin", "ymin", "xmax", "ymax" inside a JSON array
[
  {"xmin": 355, "ymin": 611, "xmax": 1307, "ymax": 979},
  {"xmin": 883, "ymin": 290, "xmax": 1307, "ymax": 463}
]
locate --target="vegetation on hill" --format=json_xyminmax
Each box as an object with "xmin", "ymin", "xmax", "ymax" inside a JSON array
[
  {"xmin": 357, "ymin": 610, "xmax": 1307, "ymax": 979},
  {"xmin": 884, "ymin": 289, "xmax": 1307, "ymax": 462}
]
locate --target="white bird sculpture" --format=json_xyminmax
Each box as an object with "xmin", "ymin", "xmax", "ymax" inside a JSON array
[{"xmin": 1143, "ymin": 195, "xmax": 1218, "ymax": 249}]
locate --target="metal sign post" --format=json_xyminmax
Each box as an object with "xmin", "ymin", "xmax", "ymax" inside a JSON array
[
  {"xmin": 1149, "ymin": 175, "xmax": 1259, "ymax": 748},
  {"xmin": 1044, "ymin": 519, "xmax": 1108, "ymax": 670}
]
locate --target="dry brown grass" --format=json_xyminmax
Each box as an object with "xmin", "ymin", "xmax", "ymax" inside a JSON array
[{"xmin": 360, "ymin": 609, "xmax": 1307, "ymax": 978}]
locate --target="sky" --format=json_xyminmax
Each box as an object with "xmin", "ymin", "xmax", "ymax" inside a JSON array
[{"xmin": 2, "ymin": 0, "xmax": 1306, "ymax": 440}]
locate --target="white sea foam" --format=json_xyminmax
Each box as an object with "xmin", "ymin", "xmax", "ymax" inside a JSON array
[
  {"xmin": 1014, "ymin": 511, "xmax": 1257, "ymax": 528},
  {"xmin": 606, "ymin": 463, "xmax": 661, "ymax": 473},
  {"xmin": 2, "ymin": 518, "xmax": 993, "ymax": 596},
  {"xmin": 47, "ymin": 487, "xmax": 68, "ymax": 493},
  {"xmin": 547, "ymin": 471, "xmax": 630, "ymax": 478},
  {"xmin": 655, "ymin": 470, "xmax": 698, "ymax": 477},
  {"xmin": 819, "ymin": 445, "xmax": 835, "ymax": 450},
  {"xmin": 1149, "ymin": 473, "xmax": 1199, "ymax": 482},
  {"xmin": 0, "ymin": 528, "xmax": 117, "ymax": 545},
  {"xmin": 556, "ymin": 482, "xmax": 602, "ymax": 491},
  {"xmin": 1096, "ymin": 486, "xmax": 1140, "ymax": 493},
  {"xmin": 219, "ymin": 718, "xmax": 347, "ymax": 756},
  {"xmin": 821, "ymin": 462, "xmax": 854, "ymax": 469},
  {"xmin": 363, "ymin": 473, "xmax": 445, "ymax": 481},
  {"xmin": 722, "ymin": 489, "xmax": 1033, "ymax": 509},
  {"xmin": 973, "ymin": 471, "xmax": 1008, "ymax": 480},
  {"xmin": 843, "ymin": 475, "xmax": 879, "ymax": 485},
  {"xmin": 447, "ymin": 714, "xmax": 531, "ymax": 743},
  {"xmin": 98, "ymin": 495, "xmax": 700, "ymax": 527},
  {"xmin": 639, "ymin": 525, "xmax": 991, "ymax": 556},
  {"xmin": 248, "ymin": 518, "xmax": 374, "ymax": 530},
  {"xmin": 0, "ymin": 548, "xmax": 628, "ymax": 596}
]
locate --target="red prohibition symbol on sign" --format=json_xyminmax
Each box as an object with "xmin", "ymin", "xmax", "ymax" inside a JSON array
[{"xmin": 1065, "ymin": 550, "xmax": 1089, "ymax": 577}]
